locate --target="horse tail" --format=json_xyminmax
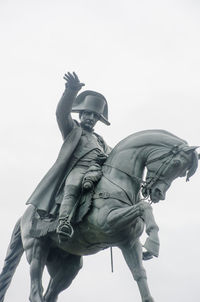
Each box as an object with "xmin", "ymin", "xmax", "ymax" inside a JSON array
[{"xmin": 0, "ymin": 218, "xmax": 24, "ymax": 302}]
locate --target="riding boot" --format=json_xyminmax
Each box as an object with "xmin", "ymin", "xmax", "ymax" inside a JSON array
[{"xmin": 57, "ymin": 185, "xmax": 80, "ymax": 240}]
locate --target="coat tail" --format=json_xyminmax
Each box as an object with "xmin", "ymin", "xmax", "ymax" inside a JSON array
[{"xmin": 0, "ymin": 219, "xmax": 24, "ymax": 302}]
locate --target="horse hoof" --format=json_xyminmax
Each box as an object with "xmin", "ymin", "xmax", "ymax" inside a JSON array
[{"xmin": 142, "ymin": 251, "xmax": 153, "ymax": 261}]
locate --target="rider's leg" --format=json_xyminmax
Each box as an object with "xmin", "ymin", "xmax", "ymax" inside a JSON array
[
  {"xmin": 57, "ymin": 165, "xmax": 87, "ymax": 238},
  {"xmin": 44, "ymin": 253, "xmax": 83, "ymax": 302}
]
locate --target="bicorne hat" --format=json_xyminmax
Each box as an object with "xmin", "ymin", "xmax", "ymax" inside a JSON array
[{"xmin": 72, "ymin": 90, "xmax": 110, "ymax": 126}]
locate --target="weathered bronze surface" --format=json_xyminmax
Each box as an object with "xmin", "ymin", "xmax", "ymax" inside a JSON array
[{"xmin": 0, "ymin": 73, "xmax": 199, "ymax": 302}]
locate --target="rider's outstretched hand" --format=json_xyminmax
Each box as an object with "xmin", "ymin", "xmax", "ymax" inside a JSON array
[{"xmin": 64, "ymin": 72, "xmax": 85, "ymax": 91}]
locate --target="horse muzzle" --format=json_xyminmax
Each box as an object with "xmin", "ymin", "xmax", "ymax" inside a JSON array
[{"xmin": 150, "ymin": 186, "xmax": 166, "ymax": 203}]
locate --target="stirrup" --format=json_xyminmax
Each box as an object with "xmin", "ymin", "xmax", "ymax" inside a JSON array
[{"xmin": 57, "ymin": 218, "xmax": 74, "ymax": 240}]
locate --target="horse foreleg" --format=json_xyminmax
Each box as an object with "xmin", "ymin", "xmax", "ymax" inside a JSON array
[
  {"xmin": 107, "ymin": 202, "xmax": 160, "ymax": 258},
  {"xmin": 142, "ymin": 203, "xmax": 160, "ymax": 258},
  {"xmin": 44, "ymin": 253, "xmax": 83, "ymax": 302},
  {"xmin": 120, "ymin": 240, "xmax": 155, "ymax": 302},
  {"xmin": 107, "ymin": 203, "xmax": 143, "ymax": 231},
  {"xmin": 25, "ymin": 238, "xmax": 49, "ymax": 302}
]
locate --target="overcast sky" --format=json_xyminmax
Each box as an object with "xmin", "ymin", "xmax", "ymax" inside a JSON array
[{"xmin": 0, "ymin": 1, "xmax": 200, "ymax": 301}]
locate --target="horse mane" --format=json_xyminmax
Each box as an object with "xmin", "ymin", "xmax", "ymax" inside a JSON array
[{"xmin": 108, "ymin": 129, "xmax": 187, "ymax": 157}]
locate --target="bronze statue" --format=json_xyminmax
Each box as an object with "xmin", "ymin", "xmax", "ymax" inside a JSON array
[{"xmin": 0, "ymin": 72, "xmax": 199, "ymax": 302}]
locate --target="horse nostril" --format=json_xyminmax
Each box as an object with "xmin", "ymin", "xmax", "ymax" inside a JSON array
[{"xmin": 155, "ymin": 188, "xmax": 165, "ymax": 200}]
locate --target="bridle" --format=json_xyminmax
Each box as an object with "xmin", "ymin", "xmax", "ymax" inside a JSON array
[
  {"xmin": 142, "ymin": 145, "xmax": 184, "ymax": 199},
  {"xmin": 104, "ymin": 145, "xmax": 185, "ymax": 201}
]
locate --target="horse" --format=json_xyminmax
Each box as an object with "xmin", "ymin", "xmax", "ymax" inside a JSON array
[{"xmin": 0, "ymin": 129, "xmax": 198, "ymax": 302}]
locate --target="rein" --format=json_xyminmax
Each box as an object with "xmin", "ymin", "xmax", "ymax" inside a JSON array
[
  {"xmin": 103, "ymin": 163, "xmax": 144, "ymax": 186},
  {"xmin": 103, "ymin": 163, "xmax": 149, "ymax": 203}
]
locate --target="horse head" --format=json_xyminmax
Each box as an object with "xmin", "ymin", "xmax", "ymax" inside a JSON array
[
  {"xmin": 106, "ymin": 129, "xmax": 199, "ymax": 205},
  {"xmin": 142, "ymin": 144, "xmax": 199, "ymax": 203}
]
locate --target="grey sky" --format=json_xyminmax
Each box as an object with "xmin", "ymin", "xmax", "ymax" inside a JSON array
[{"xmin": 0, "ymin": 1, "xmax": 200, "ymax": 301}]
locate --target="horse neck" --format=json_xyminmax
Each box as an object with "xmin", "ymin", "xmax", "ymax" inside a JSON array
[
  {"xmin": 106, "ymin": 145, "xmax": 147, "ymax": 177},
  {"xmin": 103, "ymin": 146, "xmax": 147, "ymax": 203}
]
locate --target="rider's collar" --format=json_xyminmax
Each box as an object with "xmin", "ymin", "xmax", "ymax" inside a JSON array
[{"xmin": 82, "ymin": 128, "xmax": 94, "ymax": 135}]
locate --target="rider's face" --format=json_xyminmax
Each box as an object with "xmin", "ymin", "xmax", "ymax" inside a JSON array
[{"xmin": 80, "ymin": 111, "xmax": 99, "ymax": 131}]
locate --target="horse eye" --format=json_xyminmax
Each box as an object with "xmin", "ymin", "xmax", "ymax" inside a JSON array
[
  {"xmin": 172, "ymin": 160, "xmax": 181, "ymax": 168},
  {"xmin": 162, "ymin": 160, "xmax": 181, "ymax": 176}
]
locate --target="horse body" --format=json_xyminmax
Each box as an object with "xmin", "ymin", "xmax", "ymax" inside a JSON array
[
  {"xmin": 0, "ymin": 130, "xmax": 198, "ymax": 302},
  {"xmin": 21, "ymin": 145, "xmax": 145, "ymax": 257}
]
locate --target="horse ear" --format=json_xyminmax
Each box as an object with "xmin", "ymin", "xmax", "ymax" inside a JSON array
[
  {"xmin": 186, "ymin": 151, "xmax": 199, "ymax": 181},
  {"xmin": 184, "ymin": 146, "xmax": 199, "ymax": 153}
]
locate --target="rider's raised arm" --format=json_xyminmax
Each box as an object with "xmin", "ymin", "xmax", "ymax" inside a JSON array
[{"xmin": 56, "ymin": 72, "xmax": 85, "ymax": 140}]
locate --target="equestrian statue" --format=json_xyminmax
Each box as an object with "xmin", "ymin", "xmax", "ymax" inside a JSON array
[{"xmin": 0, "ymin": 72, "xmax": 199, "ymax": 302}]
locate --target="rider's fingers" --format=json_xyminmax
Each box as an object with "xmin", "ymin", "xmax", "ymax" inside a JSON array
[
  {"xmin": 64, "ymin": 74, "xmax": 71, "ymax": 81},
  {"xmin": 67, "ymin": 72, "xmax": 74, "ymax": 79},
  {"xmin": 73, "ymin": 72, "xmax": 79, "ymax": 81}
]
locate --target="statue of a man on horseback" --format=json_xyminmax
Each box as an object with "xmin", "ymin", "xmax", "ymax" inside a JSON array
[
  {"xmin": 0, "ymin": 71, "xmax": 199, "ymax": 302},
  {"xmin": 26, "ymin": 72, "xmax": 111, "ymax": 240}
]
